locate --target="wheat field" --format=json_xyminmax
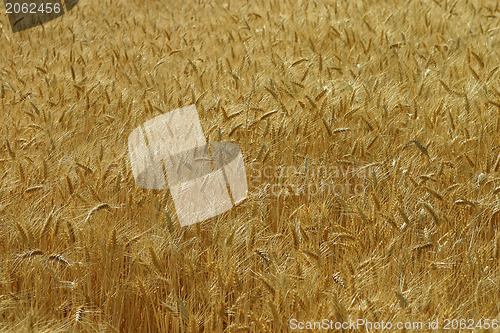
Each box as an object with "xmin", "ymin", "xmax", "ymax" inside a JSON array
[{"xmin": 0, "ymin": 0, "xmax": 499, "ymax": 331}]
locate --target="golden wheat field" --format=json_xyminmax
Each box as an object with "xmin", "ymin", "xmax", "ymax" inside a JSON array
[{"xmin": 0, "ymin": 0, "xmax": 499, "ymax": 331}]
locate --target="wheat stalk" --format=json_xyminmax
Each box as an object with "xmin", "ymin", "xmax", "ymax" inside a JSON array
[
  {"xmin": 84, "ymin": 203, "xmax": 111, "ymax": 223},
  {"xmin": 48, "ymin": 254, "xmax": 70, "ymax": 266},
  {"xmin": 20, "ymin": 249, "xmax": 43, "ymax": 259}
]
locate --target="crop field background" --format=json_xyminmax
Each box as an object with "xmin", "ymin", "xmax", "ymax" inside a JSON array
[{"xmin": 0, "ymin": 0, "xmax": 499, "ymax": 331}]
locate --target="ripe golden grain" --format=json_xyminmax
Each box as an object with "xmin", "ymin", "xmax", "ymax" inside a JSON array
[
  {"xmin": 24, "ymin": 185, "xmax": 44, "ymax": 194},
  {"xmin": 331, "ymin": 127, "xmax": 351, "ymax": 134},
  {"xmin": 0, "ymin": 0, "xmax": 498, "ymax": 331},
  {"xmin": 14, "ymin": 223, "xmax": 29, "ymax": 245},
  {"xmin": 20, "ymin": 249, "xmax": 43, "ymax": 259},
  {"xmin": 420, "ymin": 202, "xmax": 440, "ymax": 225},
  {"xmin": 66, "ymin": 221, "xmax": 76, "ymax": 244},
  {"xmin": 75, "ymin": 305, "xmax": 85, "ymax": 322},
  {"xmin": 148, "ymin": 246, "xmax": 162, "ymax": 272},
  {"xmin": 411, "ymin": 242, "xmax": 433, "ymax": 252},
  {"xmin": 84, "ymin": 203, "xmax": 111, "ymax": 223},
  {"xmin": 332, "ymin": 272, "xmax": 345, "ymax": 288},
  {"xmin": 48, "ymin": 254, "xmax": 70, "ymax": 266}
]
